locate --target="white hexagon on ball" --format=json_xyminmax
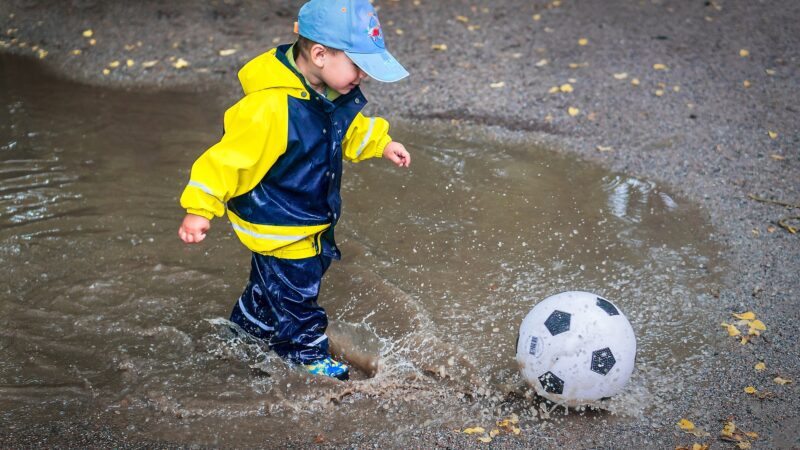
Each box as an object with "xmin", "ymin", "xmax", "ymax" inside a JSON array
[{"xmin": 516, "ymin": 291, "xmax": 636, "ymax": 406}]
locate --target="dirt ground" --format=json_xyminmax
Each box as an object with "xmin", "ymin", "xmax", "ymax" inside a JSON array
[{"xmin": 1, "ymin": 0, "xmax": 798, "ymax": 448}]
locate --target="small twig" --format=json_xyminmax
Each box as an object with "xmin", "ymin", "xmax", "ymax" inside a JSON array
[
  {"xmin": 748, "ymin": 194, "xmax": 800, "ymax": 234},
  {"xmin": 778, "ymin": 216, "xmax": 799, "ymax": 234},
  {"xmin": 747, "ymin": 194, "xmax": 800, "ymax": 209}
]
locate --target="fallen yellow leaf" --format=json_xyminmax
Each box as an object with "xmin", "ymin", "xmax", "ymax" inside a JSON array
[
  {"xmin": 754, "ymin": 362, "xmax": 766, "ymax": 371},
  {"xmin": 765, "ymin": 69, "xmax": 775, "ymax": 75},
  {"xmin": 173, "ymin": 58, "xmax": 189, "ymax": 69},
  {"xmin": 578, "ymin": 38, "xmax": 588, "ymax": 46},
  {"xmin": 463, "ymin": 427, "xmax": 485, "ymax": 434},
  {"xmin": 489, "ymin": 429, "xmax": 500, "ymax": 437},
  {"xmin": 219, "ymin": 48, "xmax": 237, "ymax": 56},
  {"xmin": 631, "ymin": 78, "xmax": 640, "ymax": 86},
  {"xmin": 749, "ymin": 319, "xmax": 766, "ymax": 331},
  {"xmin": 721, "ymin": 421, "xmax": 736, "ymax": 437},
  {"xmin": 512, "ymin": 426, "xmax": 521, "ymax": 435},
  {"xmin": 678, "ymin": 419, "xmax": 696, "ymax": 431},
  {"xmin": 395, "ymin": 28, "xmax": 404, "ymax": 35},
  {"xmin": 655, "ymin": 89, "xmax": 664, "ymax": 97},
  {"xmin": 745, "ymin": 431, "xmax": 758, "ymax": 439},
  {"xmin": 431, "ymin": 43, "xmax": 448, "ymax": 51},
  {"xmin": 737, "ymin": 442, "xmax": 752, "ymax": 449},
  {"xmin": 141, "ymin": 60, "xmax": 159, "ymax": 68},
  {"xmin": 692, "ymin": 444, "xmax": 709, "ymax": 450},
  {"xmin": 560, "ymin": 83, "xmax": 573, "ymax": 93},
  {"xmin": 653, "ymin": 63, "xmax": 668, "ymax": 70},
  {"xmin": 535, "ymin": 59, "xmax": 549, "ymax": 67},
  {"xmin": 82, "ymin": 29, "xmax": 93, "ymax": 38},
  {"xmin": 770, "ymin": 154, "xmax": 785, "ymax": 161},
  {"xmin": 37, "ymin": 49, "xmax": 47, "ymax": 59},
  {"xmin": 743, "ymin": 80, "xmax": 751, "ymax": 88},
  {"xmin": 71, "ymin": 49, "xmax": 82, "ymax": 56},
  {"xmin": 567, "ymin": 107, "xmax": 580, "ymax": 117},
  {"xmin": 456, "ymin": 15, "xmax": 469, "ymax": 23},
  {"xmin": 768, "ymin": 131, "xmax": 778, "ymax": 139},
  {"xmin": 744, "ymin": 386, "xmax": 757, "ymax": 394},
  {"xmin": 102, "ymin": 68, "xmax": 110, "ymax": 75},
  {"xmin": 774, "ymin": 376, "xmax": 792, "ymax": 385},
  {"xmin": 548, "ymin": 86, "xmax": 560, "ymax": 94},
  {"xmin": 739, "ymin": 49, "xmax": 749, "ymax": 57},
  {"xmin": 732, "ymin": 311, "xmax": 756, "ymax": 320},
  {"xmin": 613, "ymin": 72, "xmax": 628, "ymax": 80},
  {"xmin": 89, "ymin": 38, "xmax": 96, "ymax": 46},
  {"xmin": 490, "ymin": 81, "xmax": 505, "ymax": 88},
  {"xmin": 476, "ymin": 436, "xmax": 492, "ymax": 443},
  {"xmin": 126, "ymin": 59, "xmax": 135, "ymax": 67},
  {"xmin": 108, "ymin": 60, "xmax": 120, "ymax": 68},
  {"xmin": 532, "ymin": 14, "xmax": 541, "ymax": 21},
  {"xmin": 721, "ymin": 322, "xmax": 741, "ymax": 337}
]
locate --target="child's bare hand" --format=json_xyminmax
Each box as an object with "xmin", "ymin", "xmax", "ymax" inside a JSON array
[
  {"xmin": 382, "ymin": 141, "xmax": 411, "ymax": 168},
  {"xmin": 178, "ymin": 213, "xmax": 210, "ymax": 243}
]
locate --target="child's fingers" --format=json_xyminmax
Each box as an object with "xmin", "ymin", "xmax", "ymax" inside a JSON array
[
  {"xmin": 395, "ymin": 151, "xmax": 410, "ymax": 167},
  {"xmin": 178, "ymin": 226, "xmax": 206, "ymax": 243}
]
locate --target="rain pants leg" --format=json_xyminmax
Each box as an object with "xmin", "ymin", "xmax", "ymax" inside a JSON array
[{"xmin": 229, "ymin": 252, "xmax": 332, "ymax": 364}]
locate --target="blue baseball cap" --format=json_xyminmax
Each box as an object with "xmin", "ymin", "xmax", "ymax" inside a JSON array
[{"xmin": 298, "ymin": 0, "xmax": 409, "ymax": 82}]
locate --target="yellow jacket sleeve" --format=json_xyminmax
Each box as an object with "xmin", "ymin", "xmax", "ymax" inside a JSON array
[
  {"xmin": 179, "ymin": 91, "xmax": 288, "ymax": 219},
  {"xmin": 342, "ymin": 113, "xmax": 392, "ymax": 163}
]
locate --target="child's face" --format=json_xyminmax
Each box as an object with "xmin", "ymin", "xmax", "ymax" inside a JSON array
[{"xmin": 319, "ymin": 50, "xmax": 368, "ymax": 95}]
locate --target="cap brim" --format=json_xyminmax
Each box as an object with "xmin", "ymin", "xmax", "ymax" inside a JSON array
[{"xmin": 345, "ymin": 50, "xmax": 409, "ymax": 83}]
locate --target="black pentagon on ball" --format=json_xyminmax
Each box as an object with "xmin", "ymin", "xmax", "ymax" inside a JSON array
[
  {"xmin": 595, "ymin": 297, "xmax": 619, "ymax": 316},
  {"xmin": 538, "ymin": 371, "xmax": 564, "ymax": 394},
  {"xmin": 544, "ymin": 310, "xmax": 571, "ymax": 335},
  {"xmin": 591, "ymin": 347, "xmax": 616, "ymax": 375}
]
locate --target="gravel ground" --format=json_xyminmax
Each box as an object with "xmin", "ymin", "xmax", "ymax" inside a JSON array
[{"xmin": 1, "ymin": 0, "xmax": 798, "ymax": 448}]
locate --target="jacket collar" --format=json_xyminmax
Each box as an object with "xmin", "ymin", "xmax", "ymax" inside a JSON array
[{"xmin": 274, "ymin": 44, "xmax": 366, "ymax": 113}]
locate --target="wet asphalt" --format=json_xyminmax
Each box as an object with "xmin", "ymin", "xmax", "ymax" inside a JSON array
[{"xmin": 1, "ymin": 0, "xmax": 798, "ymax": 448}]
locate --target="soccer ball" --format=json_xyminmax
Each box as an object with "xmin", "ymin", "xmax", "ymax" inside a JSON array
[{"xmin": 515, "ymin": 291, "xmax": 636, "ymax": 406}]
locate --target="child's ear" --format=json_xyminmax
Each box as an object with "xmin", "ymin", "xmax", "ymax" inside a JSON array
[{"xmin": 309, "ymin": 44, "xmax": 327, "ymax": 68}]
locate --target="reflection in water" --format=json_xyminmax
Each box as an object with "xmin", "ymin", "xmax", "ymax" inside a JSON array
[
  {"xmin": 603, "ymin": 176, "xmax": 677, "ymax": 223},
  {"xmin": 0, "ymin": 54, "xmax": 722, "ymax": 446}
]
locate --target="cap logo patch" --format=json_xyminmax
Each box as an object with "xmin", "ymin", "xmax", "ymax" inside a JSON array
[{"xmin": 366, "ymin": 15, "xmax": 384, "ymax": 47}]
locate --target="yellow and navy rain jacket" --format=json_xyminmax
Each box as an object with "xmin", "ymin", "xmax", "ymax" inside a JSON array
[{"xmin": 180, "ymin": 44, "xmax": 392, "ymax": 259}]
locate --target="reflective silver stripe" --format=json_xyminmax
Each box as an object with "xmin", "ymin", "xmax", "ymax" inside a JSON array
[
  {"xmin": 355, "ymin": 117, "xmax": 375, "ymax": 157},
  {"xmin": 188, "ymin": 181, "xmax": 223, "ymax": 203},
  {"xmin": 238, "ymin": 298, "xmax": 274, "ymax": 331},
  {"xmin": 309, "ymin": 334, "xmax": 328, "ymax": 346},
  {"xmin": 230, "ymin": 223, "xmax": 307, "ymax": 241}
]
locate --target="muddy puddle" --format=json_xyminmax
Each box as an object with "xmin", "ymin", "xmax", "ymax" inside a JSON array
[{"xmin": 0, "ymin": 54, "xmax": 723, "ymax": 446}]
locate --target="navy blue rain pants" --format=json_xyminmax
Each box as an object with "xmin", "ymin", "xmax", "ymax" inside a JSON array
[{"xmin": 229, "ymin": 252, "xmax": 332, "ymax": 364}]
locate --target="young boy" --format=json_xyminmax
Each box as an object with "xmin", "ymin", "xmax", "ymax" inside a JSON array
[{"xmin": 177, "ymin": 0, "xmax": 410, "ymax": 381}]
